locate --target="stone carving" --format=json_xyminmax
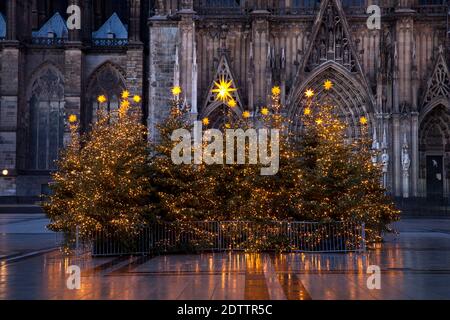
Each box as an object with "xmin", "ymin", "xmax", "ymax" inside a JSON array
[
  {"xmin": 422, "ymin": 47, "xmax": 450, "ymax": 107},
  {"xmin": 305, "ymin": 1, "xmax": 356, "ymax": 72}
]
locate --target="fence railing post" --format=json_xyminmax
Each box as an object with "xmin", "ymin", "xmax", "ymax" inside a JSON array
[{"xmin": 361, "ymin": 222, "xmax": 366, "ymax": 253}]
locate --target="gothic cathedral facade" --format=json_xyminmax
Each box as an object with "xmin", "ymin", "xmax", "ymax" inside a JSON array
[{"xmin": 0, "ymin": 0, "xmax": 449, "ymax": 201}]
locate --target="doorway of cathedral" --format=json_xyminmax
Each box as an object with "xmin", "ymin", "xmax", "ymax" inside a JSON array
[{"xmin": 426, "ymin": 155, "xmax": 444, "ymax": 199}]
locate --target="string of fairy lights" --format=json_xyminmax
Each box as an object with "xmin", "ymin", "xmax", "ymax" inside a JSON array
[{"xmin": 45, "ymin": 77, "xmax": 399, "ymax": 249}]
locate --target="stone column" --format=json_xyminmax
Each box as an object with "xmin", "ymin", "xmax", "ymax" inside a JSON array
[
  {"xmin": 411, "ymin": 112, "xmax": 419, "ymax": 197},
  {"xmin": 0, "ymin": 45, "xmax": 20, "ymax": 198},
  {"xmin": 6, "ymin": 0, "xmax": 16, "ymax": 40},
  {"xmin": 64, "ymin": 43, "xmax": 83, "ymax": 140},
  {"xmin": 129, "ymin": 0, "xmax": 141, "ymax": 43},
  {"xmin": 251, "ymin": 10, "xmax": 270, "ymax": 108},
  {"xmin": 179, "ymin": 3, "xmax": 195, "ymax": 112},
  {"xmin": 148, "ymin": 16, "xmax": 179, "ymax": 139},
  {"xmin": 68, "ymin": 0, "xmax": 81, "ymax": 42}
]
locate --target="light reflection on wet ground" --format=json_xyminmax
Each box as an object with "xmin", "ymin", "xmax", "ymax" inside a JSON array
[{"xmin": 0, "ymin": 216, "xmax": 449, "ymax": 300}]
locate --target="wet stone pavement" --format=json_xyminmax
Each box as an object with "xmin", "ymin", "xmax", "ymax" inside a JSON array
[{"xmin": 0, "ymin": 214, "xmax": 450, "ymax": 300}]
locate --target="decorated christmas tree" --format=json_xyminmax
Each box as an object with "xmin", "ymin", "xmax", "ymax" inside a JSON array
[
  {"xmin": 292, "ymin": 84, "xmax": 399, "ymax": 241},
  {"xmin": 44, "ymin": 92, "xmax": 152, "ymax": 240}
]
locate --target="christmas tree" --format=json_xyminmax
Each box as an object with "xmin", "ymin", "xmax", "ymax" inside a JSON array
[
  {"xmin": 292, "ymin": 85, "xmax": 399, "ymax": 241},
  {"xmin": 44, "ymin": 92, "xmax": 153, "ymax": 240}
]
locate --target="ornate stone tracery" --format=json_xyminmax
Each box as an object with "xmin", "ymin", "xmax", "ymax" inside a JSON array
[
  {"xmin": 201, "ymin": 54, "xmax": 243, "ymax": 127},
  {"xmin": 422, "ymin": 48, "xmax": 450, "ymax": 108},
  {"xmin": 27, "ymin": 65, "xmax": 65, "ymax": 170}
]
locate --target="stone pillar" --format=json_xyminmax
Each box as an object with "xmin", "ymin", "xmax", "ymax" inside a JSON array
[
  {"xmin": 0, "ymin": 45, "xmax": 19, "ymax": 198},
  {"xmin": 64, "ymin": 44, "xmax": 82, "ymax": 144},
  {"xmin": 68, "ymin": 0, "xmax": 81, "ymax": 42},
  {"xmin": 129, "ymin": 0, "xmax": 141, "ymax": 43},
  {"xmin": 126, "ymin": 44, "xmax": 145, "ymax": 97},
  {"xmin": 251, "ymin": 10, "xmax": 270, "ymax": 108},
  {"xmin": 179, "ymin": 3, "xmax": 195, "ymax": 110},
  {"xmin": 411, "ymin": 112, "xmax": 419, "ymax": 197},
  {"xmin": 6, "ymin": 0, "xmax": 16, "ymax": 40},
  {"xmin": 148, "ymin": 16, "xmax": 179, "ymax": 139}
]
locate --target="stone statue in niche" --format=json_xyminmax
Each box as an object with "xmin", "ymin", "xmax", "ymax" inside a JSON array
[{"xmin": 402, "ymin": 138, "xmax": 411, "ymax": 198}]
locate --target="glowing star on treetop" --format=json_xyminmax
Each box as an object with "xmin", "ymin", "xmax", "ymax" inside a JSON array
[
  {"xmin": 271, "ymin": 86, "xmax": 281, "ymax": 96},
  {"xmin": 121, "ymin": 90, "xmax": 130, "ymax": 99},
  {"xmin": 242, "ymin": 111, "xmax": 251, "ymax": 118},
  {"xmin": 212, "ymin": 76, "xmax": 237, "ymax": 102},
  {"xmin": 68, "ymin": 114, "xmax": 77, "ymax": 123},
  {"xmin": 97, "ymin": 95, "xmax": 107, "ymax": 103},
  {"xmin": 360, "ymin": 116, "xmax": 368, "ymax": 125},
  {"xmin": 172, "ymin": 86, "xmax": 182, "ymax": 96},
  {"xmin": 261, "ymin": 107, "xmax": 269, "ymax": 116},
  {"xmin": 305, "ymin": 89, "xmax": 314, "ymax": 99},
  {"xmin": 202, "ymin": 117, "xmax": 210, "ymax": 126},
  {"xmin": 133, "ymin": 95, "xmax": 142, "ymax": 103},
  {"xmin": 323, "ymin": 80, "xmax": 333, "ymax": 91},
  {"xmin": 228, "ymin": 99, "xmax": 237, "ymax": 108},
  {"xmin": 120, "ymin": 99, "xmax": 130, "ymax": 109}
]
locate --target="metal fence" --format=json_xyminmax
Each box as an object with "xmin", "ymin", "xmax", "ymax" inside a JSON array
[{"xmin": 89, "ymin": 221, "xmax": 366, "ymax": 256}]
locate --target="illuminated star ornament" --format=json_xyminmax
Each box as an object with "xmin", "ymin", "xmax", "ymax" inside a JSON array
[
  {"xmin": 261, "ymin": 107, "xmax": 269, "ymax": 116},
  {"xmin": 121, "ymin": 90, "xmax": 130, "ymax": 99},
  {"xmin": 305, "ymin": 89, "xmax": 314, "ymax": 99},
  {"xmin": 323, "ymin": 80, "xmax": 333, "ymax": 91},
  {"xmin": 120, "ymin": 99, "xmax": 130, "ymax": 109},
  {"xmin": 360, "ymin": 116, "xmax": 368, "ymax": 125},
  {"xmin": 228, "ymin": 99, "xmax": 237, "ymax": 108},
  {"xmin": 97, "ymin": 95, "xmax": 107, "ymax": 103},
  {"xmin": 242, "ymin": 111, "xmax": 251, "ymax": 119},
  {"xmin": 172, "ymin": 86, "xmax": 182, "ymax": 96},
  {"xmin": 68, "ymin": 114, "xmax": 77, "ymax": 123},
  {"xmin": 202, "ymin": 117, "xmax": 210, "ymax": 126},
  {"xmin": 304, "ymin": 107, "xmax": 311, "ymax": 115},
  {"xmin": 271, "ymin": 86, "xmax": 281, "ymax": 96},
  {"xmin": 133, "ymin": 95, "xmax": 142, "ymax": 103},
  {"xmin": 212, "ymin": 76, "xmax": 237, "ymax": 102}
]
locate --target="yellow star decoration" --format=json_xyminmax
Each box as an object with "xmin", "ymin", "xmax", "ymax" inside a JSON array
[
  {"xmin": 121, "ymin": 90, "xmax": 130, "ymax": 99},
  {"xmin": 202, "ymin": 117, "xmax": 210, "ymax": 126},
  {"xmin": 323, "ymin": 80, "xmax": 333, "ymax": 91},
  {"xmin": 305, "ymin": 89, "xmax": 314, "ymax": 99},
  {"xmin": 212, "ymin": 76, "xmax": 237, "ymax": 102},
  {"xmin": 120, "ymin": 99, "xmax": 130, "ymax": 110},
  {"xmin": 225, "ymin": 123, "xmax": 231, "ymax": 129},
  {"xmin": 271, "ymin": 86, "xmax": 281, "ymax": 96},
  {"xmin": 133, "ymin": 95, "xmax": 142, "ymax": 103},
  {"xmin": 172, "ymin": 86, "xmax": 182, "ymax": 96},
  {"xmin": 228, "ymin": 99, "xmax": 237, "ymax": 108},
  {"xmin": 97, "ymin": 95, "xmax": 107, "ymax": 103},
  {"xmin": 68, "ymin": 114, "xmax": 77, "ymax": 123},
  {"xmin": 304, "ymin": 107, "xmax": 311, "ymax": 115},
  {"xmin": 360, "ymin": 116, "xmax": 368, "ymax": 125},
  {"xmin": 242, "ymin": 111, "xmax": 251, "ymax": 119},
  {"xmin": 316, "ymin": 118, "xmax": 323, "ymax": 125},
  {"xmin": 261, "ymin": 107, "xmax": 269, "ymax": 116}
]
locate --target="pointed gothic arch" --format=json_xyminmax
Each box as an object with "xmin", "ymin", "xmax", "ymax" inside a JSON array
[
  {"xmin": 26, "ymin": 63, "xmax": 65, "ymax": 170},
  {"xmin": 418, "ymin": 103, "xmax": 450, "ymax": 198},
  {"xmin": 287, "ymin": 0, "xmax": 375, "ymax": 118},
  {"xmin": 85, "ymin": 62, "xmax": 126, "ymax": 125},
  {"xmin": 288, "ymin": 62, "xmax": 373, "ymax": 138},
  {"xmin": 201, "ymin": 54, "xmax": 244, "ymax": 127},
  {"xmin": 421, "ymin": 48, "xmax": 450, "ymax": 113}
]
